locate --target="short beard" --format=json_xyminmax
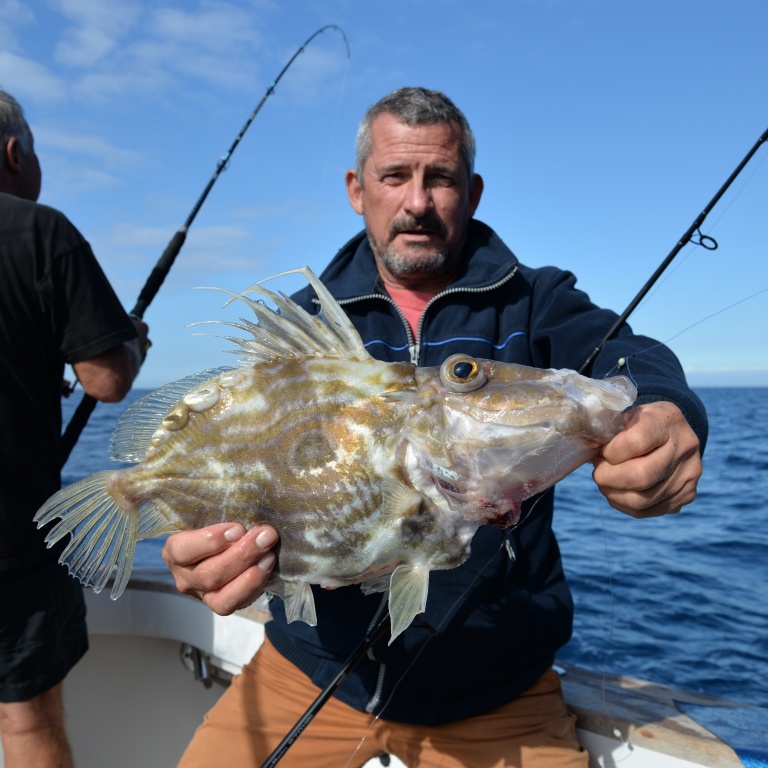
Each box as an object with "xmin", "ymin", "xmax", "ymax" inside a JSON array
[{"xmin": 367, "ymin": 214, "xmax": 456, "ymax": 278}]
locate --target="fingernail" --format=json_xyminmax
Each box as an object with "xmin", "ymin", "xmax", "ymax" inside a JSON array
[
  {"xmin": 224, "ymin": 526, "xmax": 244, "ymax": 542},
  {"xmin": 256, "ymin": 528, "xmax": 278, "ymax": 549},
  {"xmin": 257, "ymin": 552, "xmax": 276, "ymax": 572}
]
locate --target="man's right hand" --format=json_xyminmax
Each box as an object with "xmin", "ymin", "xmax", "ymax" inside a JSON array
[{"xmin": 161, "ymin": 524, "xmax": 278, "ymax": 615}]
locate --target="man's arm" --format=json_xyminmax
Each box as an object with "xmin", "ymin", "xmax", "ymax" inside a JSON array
[{"xmin": 73, "ymin": 319, "xmax": 149, "ymax": 402}]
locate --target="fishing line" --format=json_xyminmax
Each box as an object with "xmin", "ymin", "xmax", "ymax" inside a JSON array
[
  {"xmin": 309, "ymin": 50, "xmax": 351, "ymax": 246},
  {"xmin": 579, "ymin": 123, "xmax": 768, "ymax": 377},
  {"xmin": 595, "ymin": 285, "xmax": 768, "ymax": 384},
  {"xmin": 630, "ymin": 149, "xmax": 768, "ymax": 316},
  {"xmin": 594, "ymin": 498, "xmax": 632, "ymax": 752},
  {"xmin": 60, "ymin": 24, "xmax": 351, "ymax": 466}
]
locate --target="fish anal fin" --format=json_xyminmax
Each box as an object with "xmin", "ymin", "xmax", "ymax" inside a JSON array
[
  {"xmin": 283, "ymin": 581, "xmax": 317, "ymax": 626},
  {"xmin": 387, "ymin": 564, "xmax": 429, "ymax": 644}
]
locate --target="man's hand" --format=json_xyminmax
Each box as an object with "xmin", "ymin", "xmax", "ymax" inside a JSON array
[
  {"xmin": 592, "ymin": 401, "xmax": 702, "ymax": 518},
  {"xmin": 161, "ymin": 524, "xmax": 278, "ymax": 615}
]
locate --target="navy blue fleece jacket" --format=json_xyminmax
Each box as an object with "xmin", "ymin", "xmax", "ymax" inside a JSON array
[{"xmin": 265, "ymin": 219, "xmax": 708, "ymax": 725}]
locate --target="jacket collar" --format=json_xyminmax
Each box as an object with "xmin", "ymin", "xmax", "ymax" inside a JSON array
[{"xmin": 316, "ymin": 218, "xmax": 520, "ymax": 300}]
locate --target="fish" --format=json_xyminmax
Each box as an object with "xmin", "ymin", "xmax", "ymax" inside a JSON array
[{"xmin": 36, "ymin": 266, "xmax": 637, "ymax": 642}]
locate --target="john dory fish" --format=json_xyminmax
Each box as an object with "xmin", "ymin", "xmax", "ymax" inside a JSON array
[{"xmin": 36, "ymin": 267, "xmax": 636, "ymax": 641}]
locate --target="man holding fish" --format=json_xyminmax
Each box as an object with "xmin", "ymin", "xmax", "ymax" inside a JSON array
[{"xmin": 164, "ymin": 88, "xmax": 707, "ymax": 767}]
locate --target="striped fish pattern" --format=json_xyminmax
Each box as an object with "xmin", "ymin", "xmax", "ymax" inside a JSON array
[{"xmin": 36, "ymin": 267, "xmax": 636, "ymax": 641}]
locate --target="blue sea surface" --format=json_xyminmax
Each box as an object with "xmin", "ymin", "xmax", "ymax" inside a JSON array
[{"xmin": 61, "ymin": 386, "xmax": 768, "ymax": 707}]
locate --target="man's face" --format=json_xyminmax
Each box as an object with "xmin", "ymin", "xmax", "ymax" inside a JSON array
[{"xmin": 346, "ymin": 114, "xmax": 483, "ymax": 290}]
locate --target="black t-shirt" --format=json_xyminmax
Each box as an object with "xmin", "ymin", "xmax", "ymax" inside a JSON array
[{"xmin": 0, "ymin": 193, "xmax": 137, "ymax": 569}]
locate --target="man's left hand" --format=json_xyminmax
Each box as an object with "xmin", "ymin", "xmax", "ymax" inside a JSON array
[{"xmin": 592, "ymin": 401, "xmax": 702, "ymax": 518}]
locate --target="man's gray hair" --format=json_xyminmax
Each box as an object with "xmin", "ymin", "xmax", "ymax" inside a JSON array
[
  {"xmin": 0, "ymin": 89, "xmax": 33, "ymax": 164},
  {"xmin": 354, "ymin": 87, "xmax": 476, "ymax": 182}
]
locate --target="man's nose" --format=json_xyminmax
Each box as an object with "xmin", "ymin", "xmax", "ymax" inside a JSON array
[{"xmin": 403, "ymin": 179, "xmax": 433, "ymax": 216}]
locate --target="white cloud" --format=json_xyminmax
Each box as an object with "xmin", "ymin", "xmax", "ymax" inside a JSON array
[
  {"xmin": 0, "ymin": 50, "xmax": 65, "ymax": 102},
  {"xmin": 101, "ymin": 221, "xmax": 264, "ymax": 276},
  {"xmin": 150, "ymin": 3, "xmax": 259, "ymax": 50},
  {"xmin": 34, "ymin": 126, "xmax": 143, "ymax": 168},
  {"xmin": 7, "ymin": 1, "xmax": 344, "ymax": 115},
  {"xmin": 72, "ymin": 66, "xmax": 174, "ymax": 102},
  {"xmin": 40, "ymin": 1, "xmax": 273, "ymax": 104},
  {"xmin": 0, "ymin": 0, "xmax": 35, "ymax": 48},
  {"xmin": 139, "ymin": 2, "xmax": 268, "ymax": 92},
  {"xmin": 51, "ymin": 0, "xmax": 140, "ymax": 67}
]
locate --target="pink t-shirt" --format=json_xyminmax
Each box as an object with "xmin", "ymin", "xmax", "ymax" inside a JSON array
[{"xmin": 384, "ymin": 284, "xmax": 437, "ymax": 339}]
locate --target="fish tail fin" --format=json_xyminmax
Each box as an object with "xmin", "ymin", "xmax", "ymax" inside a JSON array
[
  {"xmin": 34, "ymin": 470, "xmax": 159, "ymax": 600},
  {"xmin": 387, "ymin": 565, "xmax": 430, "ymax": 644}
]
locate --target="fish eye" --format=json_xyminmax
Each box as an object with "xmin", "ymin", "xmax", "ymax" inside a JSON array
[{"xmin": 439, "ymin": 354, "xmax": 488, "ymax": 392}]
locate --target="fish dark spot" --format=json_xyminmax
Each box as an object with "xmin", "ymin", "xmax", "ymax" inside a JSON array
[
  {"xmin": 399, "ymin": 502, "xmax": 437, "ymax": 543},
  {"xmin": 400, "ymin": 518, "xmax": 423, "ymax": 540},
  {"xmin": 292, "ymin": 431, "xmax": 336, "ymax": 470}
]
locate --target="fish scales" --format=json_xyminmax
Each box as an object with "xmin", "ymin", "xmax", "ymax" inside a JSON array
[{"xmin": 36, "ymin": 266, "xmax": 637, "ymax": 642}]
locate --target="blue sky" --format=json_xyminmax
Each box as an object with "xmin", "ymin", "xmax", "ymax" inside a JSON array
[{"xmin": 2, "ymin": 0, "xmax": 766, "ymax": 389}]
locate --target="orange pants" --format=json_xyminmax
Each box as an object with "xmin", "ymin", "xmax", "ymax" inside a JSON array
[{"xmin": 177, "ymin": 637, "xmax": 588, "ymax": 768}]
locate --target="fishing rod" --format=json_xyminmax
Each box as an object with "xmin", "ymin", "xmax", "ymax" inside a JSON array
[
  {"xmin": 60, "ymin": 24, "xmax": 351, "ymax": 466},
  {"xmin": 578, "ymin": 123, "xmax": 768, "ymax": 376}
]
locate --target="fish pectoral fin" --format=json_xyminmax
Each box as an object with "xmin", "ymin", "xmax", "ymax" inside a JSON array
[
  {"xmin": 381, "ymin": 479, "xmax": 423, "ymax": 519},
  {"xmin": 282, "ymin": 581, "xmax": 317, "ymax": 626},
  {"xmin": 387, "ymin": 565, "xmax": 429, "ymax": 644}
]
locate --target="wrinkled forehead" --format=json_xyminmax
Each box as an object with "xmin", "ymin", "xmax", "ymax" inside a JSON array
[{"xmin": 367, "ymin": 115, "xmax": 464, "ymax": 166}]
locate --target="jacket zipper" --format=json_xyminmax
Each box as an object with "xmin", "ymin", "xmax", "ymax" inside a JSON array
[
  {"xmin": 336, "ymin": 292, "xmax": 420, "ymax": 363},
  {"xmin": 415, "ymin": 266, "xmax": 519, "ymax": 348},
  {"xmin": 334, "ymin": 265, "xmax": 519, "ymax": 366}
]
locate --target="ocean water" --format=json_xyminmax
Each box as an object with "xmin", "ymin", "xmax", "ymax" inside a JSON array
[{"xmin": 60, "ymin": 386, "xmax": 768, "ymax": 708}]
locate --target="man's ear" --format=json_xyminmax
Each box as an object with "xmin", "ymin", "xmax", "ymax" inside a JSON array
[
  {"xmin": 4, "ymin": 137, "xmax": 23, "ymax": 174},
  {"xmin": 345, "ymin": 169, "xmax": 364, "ymax": 215},
  {"xmin": 469, "ymin": 173, "xmax": 484, "ymax": 217}
]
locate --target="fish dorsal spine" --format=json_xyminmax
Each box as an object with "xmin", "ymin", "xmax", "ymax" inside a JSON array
[{"xmin": 197, "ymin": 266, "xmax": 372, "ymax": 365}]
